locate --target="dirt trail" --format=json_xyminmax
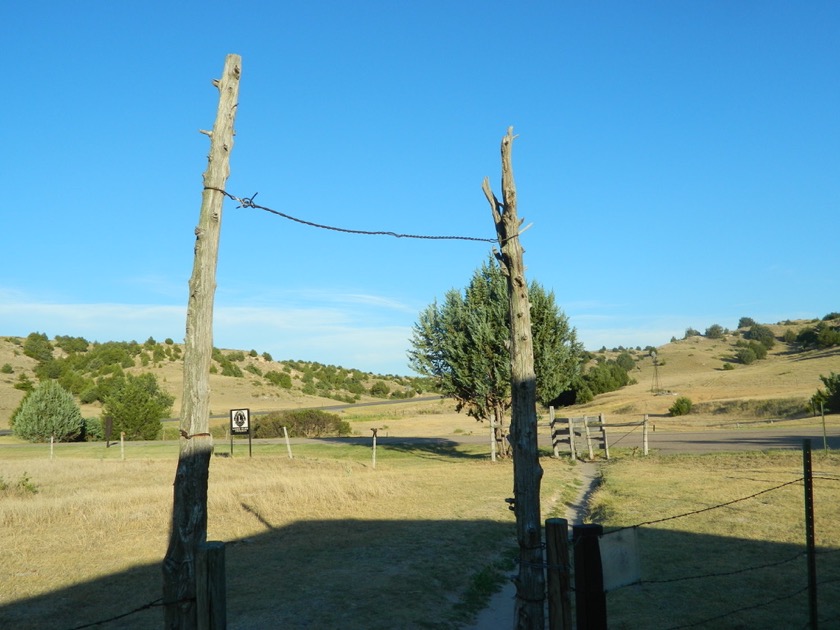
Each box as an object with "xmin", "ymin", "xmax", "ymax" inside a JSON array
[{"xmin": 465, "ymin": 461, "xmax": 599, "ymax": 629}]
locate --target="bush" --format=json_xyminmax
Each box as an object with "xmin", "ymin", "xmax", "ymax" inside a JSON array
[
  {"xmin": 736, "ymin": 347, "xmax": 757, "ymax": 365},
  {"xmin": 684, "ymin": 328, "xmax": 702, "ymax": 339},
  {"xmin": 253, "ymin": 409, "xmax": 351, "ymax": 438},
  {"xmin": 12, "ymin": 380, "xmax": 84, "ymax": 442},
  {"xmin": 102, "ymin": 373, "xmax": 174, "ymax": 440},
  {"xmin": 23, "ymin": 332, "xmax": 54, "ymax": 363},
  {"xmin": 738, "ymin": 317, "xmax": 756, "ymax": 329},
  {"xmin": 265, "ymin": 370, "xmax": 292, "ymax": 389},
  {"xmin": 705, "ymin": 324, "xmax": 725, "ymax": 339},
  {"xmin": 722, "ymin": 362, "xmax": 735, "ymax": 371},
  {"xmin": 370, "ymin": 381, "xmax": 390, "ymax": 397},
  {"xmin": 1, "ymin": 363, "xmax": 13, "ymax": 374},
  {"xmin": 744, "ymin": 324, "xmax": 776, "ymax": 349},
  {"xmin": 82, "ymin": 417, "xmax": 105, "ymax": 441},
  {"xmin": 669, "ymin": 396, "xmax": 693, "ymax": 416},
  {"xmin": 817, "ymin": 372, "xmax": 840, "ymax": 414}
]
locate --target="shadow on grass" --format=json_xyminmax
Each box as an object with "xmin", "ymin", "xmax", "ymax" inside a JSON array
[
  {"xmin": 0, "ymin": 515, "xmax": 516, "ymax": 630},
  {"xmin": 605, "ymin": 527, "xmax": 840, "ymax": 629},
  {"xmin": 5, "ymin": 517, "xmax": 840, "ymax": 629}
]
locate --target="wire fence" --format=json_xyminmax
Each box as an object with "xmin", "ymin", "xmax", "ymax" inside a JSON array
[{"xmin": 596, "ymin": 473, "xmax": 840, "ymax": 629}]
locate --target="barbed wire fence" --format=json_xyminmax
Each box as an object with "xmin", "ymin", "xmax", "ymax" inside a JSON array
[{"xmin": 591, "ymin": 471, "xmax": 840, "ymax": 629}]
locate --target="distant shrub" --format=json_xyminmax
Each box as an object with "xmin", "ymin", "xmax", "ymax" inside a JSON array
[
  {"xmin": 705, "ymin": 324, "xmax": 725, "ymax": 339},
  {"xmin": 615, "ymin": 351, "xmax": 636, "ymax": 372},
  {"xmin": 669, "ymin": 396, "xmax": 693, "ymax": 416},
  {"xmin": 253, "ymin": 409, "xmax": 351, "ymax": 438},
  {"xmin": 684, "ymin": 328, "xmax": 702, "ymax": 339},
  {"xmin": 82, "ymin": 417, "xmax": 105, "ymax": 441},
  {"xmin": 23, "ymin": 332, "xmax": 54, "ymax": 363},
  {"xmin": 738, "ymin": 317, "xmax": 756, "ymax": 329},
  {"xmin": 262, "ymin": 352, "xmax": 273, "ymax": 362},
  {"xmin": 736, "ymin": 347, "xmax": 757, "ymax": 365},
  {"xmin": 744, "ymin": 324, "xmax": 776, "ymax": 349},
  {"xmin": 783, "ymin": 329, "xmax": 797, "ymax": 343},
  {"xmin": 12, "ymin": 380, "xmax": 84, "ymax": 442},
  {"xmin": 817, "ymin": 372, "xmax": 840, "ymax": 414},
  {"xmin": 370, "ymin": 381, "xmax": 390, "ymax": 397},
  {"xmin": 722, "ymin": 362, "xmax": 735, "ymax": 371},
  {"xmin": 265, "ymin": 370, "xmax": 292, "ymax": 389},
  {"xmin": 823, "ymin": 312, "xmax": 840, "ymax": 321},
  {"xmin": 1, "ymin": 363, "xmax": 13, "ymax": 374}
]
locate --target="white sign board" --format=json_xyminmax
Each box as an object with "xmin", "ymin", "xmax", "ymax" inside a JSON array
[{"xmin": 230, "ymin": 408, "xmax": 250, "ymax": 435}]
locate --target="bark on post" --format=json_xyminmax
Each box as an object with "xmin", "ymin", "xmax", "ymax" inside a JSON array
[
  {"xmin": 162, "ymin": 54, "xmax": 241, "ymax": 629},
  {"xmin": 483, "ymin": 127, "xmax": 545, "ymax": 630}
]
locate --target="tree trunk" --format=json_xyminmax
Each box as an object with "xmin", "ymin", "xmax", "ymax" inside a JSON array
[
  {"xmin": 483, "ymin": 127, "xmax": 545, "ymax": 629},
  {"xmin": 162, "ymin": 54, "xmax": 241, "ymax": 629}
]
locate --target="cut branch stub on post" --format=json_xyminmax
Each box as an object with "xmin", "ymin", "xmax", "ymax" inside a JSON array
[
  {"xmin": 162, "ymin": 54, "xmax": 241, "ymax": 630},
  {"xmin": 483, "ymin": 126, "xmax": 545, "ymax": 630}
]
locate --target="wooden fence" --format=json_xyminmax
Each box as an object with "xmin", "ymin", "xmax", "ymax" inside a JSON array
[{"xmin": 549, "ymin": 408, "xmax": 650, "ymax": 460}]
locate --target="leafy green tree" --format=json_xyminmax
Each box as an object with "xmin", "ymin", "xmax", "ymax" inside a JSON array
[
  {"xmin": 102, "ymin": 373, "xmax": 174, "ymax": 440},
  {"xmin": 683, "ymin": 328, "xmax": 702, "ymax": 339},
  {"xmin": 736, "ymin": 347, "xmax": 757, "ymax": 365},
  {"xmin": 738, "ymin": 317, "xmax": 756, "ymax": 329},
  {"xmin": 408, "ymin": 257, "xmax": 582, "ymax": 449},
  {"xmin": 12, "ymin": 380, "xmax": 84, "ymax": 442}
]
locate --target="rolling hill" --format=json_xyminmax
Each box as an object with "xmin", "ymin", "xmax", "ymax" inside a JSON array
[{"xmin": 1, "ymin": 317, "xmax": 837, "ymax": 431}]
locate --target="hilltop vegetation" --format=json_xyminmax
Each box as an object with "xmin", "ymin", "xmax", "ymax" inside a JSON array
[
  {"xmin": 0, "ymin": 334, "xmax": 435, "ymax": 431},
  {"xmin": 0, "ymin": 313, "xmax": 837, "ymax": 434},
  {"xmin": 567, "ymin": 314, "xmax": 840, "ymax": 423}
]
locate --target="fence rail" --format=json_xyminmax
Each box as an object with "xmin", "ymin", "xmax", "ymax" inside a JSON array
[{"xmin": 549, "ymin": 407, "xmax": 650, "ymax": 461}]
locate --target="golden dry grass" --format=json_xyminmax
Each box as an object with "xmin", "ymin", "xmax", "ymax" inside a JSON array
[
  {"xmin": 588, "ymin": 450, "xmax": 840, "ymax": 628},
  {"xmin": 0, "ymin": 442, "xmax": 578, "ymax": 629}
]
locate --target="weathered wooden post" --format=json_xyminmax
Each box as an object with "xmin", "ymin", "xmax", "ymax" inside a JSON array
[
  {"xmin": 545, "ymin": 518, "xmax": 572, "ymax": 630},
  {"xmin": 196, "ymin": 541, "xmax": 226, "ymax": 630},
  {"xmin": 573, "ymin": 523, "xmax": 607, "ymax": 629},
  {"xmin": 643, "ymin": 414, "xmax": 649, "ymax": 456},
  {"xmin": 162, "ymin": 54, "xmax": 241, "ymax": 629},
  {"xmin": 550, "ymin": 406, "xmax": 560, "ymax": 459},
  {"xmin": 371, "ymin": 428, "xmax": 378, "ymax": 470},
  {"xmin": 568, "ymin": 416, "xmax": 576, "ymax": 461},
  {"xmin": 483, "ymin": 126, "xmax": 545, "ymax": 629}
]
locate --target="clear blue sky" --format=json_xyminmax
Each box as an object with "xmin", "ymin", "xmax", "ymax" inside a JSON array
[{"xmin": 2, "ymin": 2, "xmax": 838, "ymax": 375}]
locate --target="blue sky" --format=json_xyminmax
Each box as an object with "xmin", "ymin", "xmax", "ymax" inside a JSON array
[{"xmin": 2, "ymin": 2, "xmax": 838, "ymax": 375}]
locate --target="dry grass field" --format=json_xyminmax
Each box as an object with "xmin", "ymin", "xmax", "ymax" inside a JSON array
[
  {"xmin": 0, "ymin": 441, "xmax": 579, "ymax": 629},
  {"xmin": 1, "ymin": 321, "xmax": 838, "ymax": 627},
  {"xmin": 588, "ymin": 450, "xmax": 840, "ymax": 628}
]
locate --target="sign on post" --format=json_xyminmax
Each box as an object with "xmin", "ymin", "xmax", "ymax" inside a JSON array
[{"xmin": 229, "ymin": 408, "xmax": 252, "ymax": 457}]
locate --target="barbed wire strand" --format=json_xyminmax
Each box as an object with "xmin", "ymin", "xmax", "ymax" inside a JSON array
[
  {"xmin": 204, "ymin": 187, "xmax": 500, "ymax": 243},
  {"xmin": 638, "ymin": 550, "xmax": 805, "ymax": 585},
  {"xmin": 607, "ymin": 477, "xmax": 804, "ymax": 534},
  {"xmin": 67, "ymin": 597, "xmax": 166, "ymax": 630},
  {"xmin": 664, "ymin": 584, "xmax": 809, "ymax": 630}
]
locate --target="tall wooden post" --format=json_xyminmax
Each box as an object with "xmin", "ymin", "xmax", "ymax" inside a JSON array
[
  {"xmin": 162, "ymin": 54, "xmax": 241, "ymax": 629},
  {"xmin": 483, "ymin": 127, "xmax": 545, "ymax": 629}
]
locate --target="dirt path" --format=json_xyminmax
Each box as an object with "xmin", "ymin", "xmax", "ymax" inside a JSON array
[{"xmin": 464, "ymin": 461, "xmax": 599, "ymax": 629}]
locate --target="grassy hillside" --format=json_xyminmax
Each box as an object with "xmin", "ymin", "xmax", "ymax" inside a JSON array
[
  {"xmin": 0, "ymin": 336, "xmax": 433, "ymax": 430},
  {"xmin": 566, "ymin": 318, "xmax": 839, "ymax": 427},
  {"xmin": 1, "ymin": 317, "xmax": 837, "ymax": 432}
]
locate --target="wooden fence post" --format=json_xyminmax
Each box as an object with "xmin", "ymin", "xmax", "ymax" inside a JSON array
[
  {"xmin": 600, "ymin": 413, "xmax": 609, "ymax": 461},
  {"xmin": 283, "ymin": 426, "xmax": 293, "ymax": 459},
  {"xmin": 583, "ymin": 418, "xmax": 595, "ymax": 461},
  {"xmin": 484, "ymin": 126, "xmax": 545, "ymax": 629},
  {"xmin": 568, "ymin": 416, "xmax": 576, "ymax": 461},
  {"xmin": 573, "ymin": 524, "xmax": 607, "ymax": 630},
  {"xmin": 196, "ymin": 541, "xmax": 226, "ymax": 630},
  {"xmin": 643, "ymin": 415, "xmax": 649, "ymax": 456},
  {"xmin": 546, "ymin": 518, "xmax": 572, "ymax": 630},
  {"xmin": 371, "ymin": 428, "xmax": 378, "ymax": 470},
  {"xmin": 549, "ymin": 406, "xmax": 559, "ymax": 459},
  {"xmin": 163, "ymin": 54, "xmax": 241, "ymax": 629}
]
